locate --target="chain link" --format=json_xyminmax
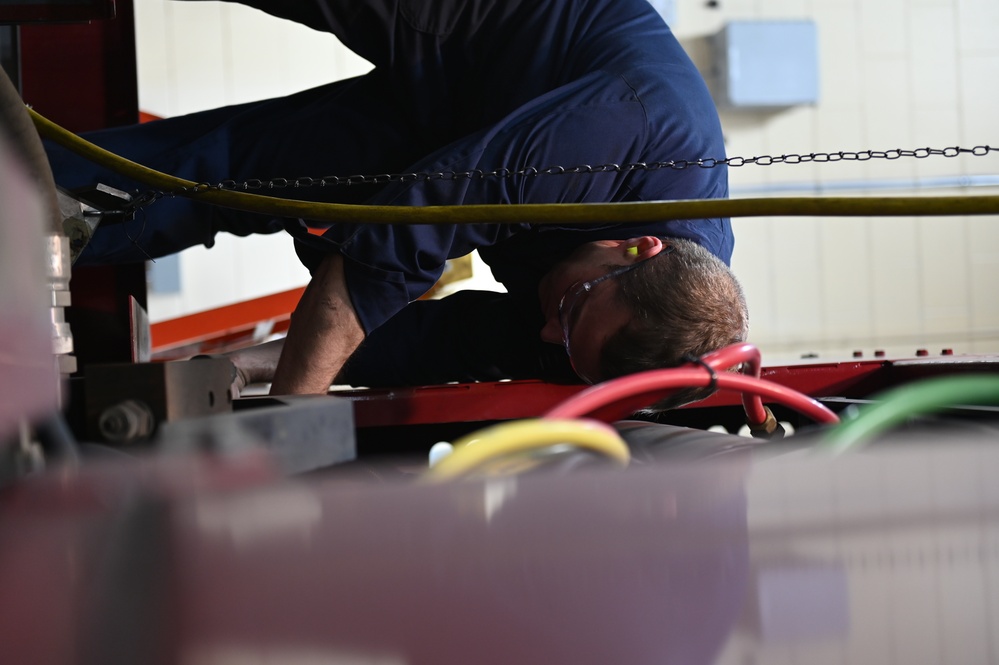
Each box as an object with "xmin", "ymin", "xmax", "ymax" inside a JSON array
[{"xmin": 130, "ymin": 145, "xmax": 997, "ymax": 211}]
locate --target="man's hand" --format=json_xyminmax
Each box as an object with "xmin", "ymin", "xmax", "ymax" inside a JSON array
[
  {"xmin": 191, "ymin": 353, "xmax": 251, "ymax": 401},
  {"xmin": 269, "ymin": 253, "xmax": 365, "ymax": 395}
]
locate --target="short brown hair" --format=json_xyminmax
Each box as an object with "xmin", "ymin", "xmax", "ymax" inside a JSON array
[{"xmin": 599, "ymin": 237, "xmax": 748, "ymax": 381}]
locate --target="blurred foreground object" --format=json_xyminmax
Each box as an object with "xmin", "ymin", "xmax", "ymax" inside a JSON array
[{"xmin": 0, "ymin": 131, "xmax": 59, "ymax": 442}]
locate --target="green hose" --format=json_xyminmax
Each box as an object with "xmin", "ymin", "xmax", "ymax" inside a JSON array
[
  {"xmin": 823, "ymin": 374, "xmax": 999, "ymax": 454},
  {"xmin": 31, "ymin": 107, "xmax": 999, "ymax": 225}
]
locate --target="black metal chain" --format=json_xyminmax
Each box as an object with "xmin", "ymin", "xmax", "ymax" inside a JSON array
[{"xmin": 129, "ymin": 145, "xmax": 997, "ymax": 210}]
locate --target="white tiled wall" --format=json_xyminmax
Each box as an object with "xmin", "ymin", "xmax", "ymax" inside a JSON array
[
  {"xmin": 136, "ymin": 0, "xmax": 999, "ymax": 363},
  {"xmin": 679, "ymin": 0, "xmax": 999, "ymax": 361}
]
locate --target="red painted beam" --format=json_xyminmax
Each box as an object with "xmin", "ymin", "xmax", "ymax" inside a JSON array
[
  {"xmin": 339, "ymin": 355, "xmax": 999, "ymax": 429},
  {"xmin": 151, "ymin": 287, "xmax": 304, "ymax": 357}
]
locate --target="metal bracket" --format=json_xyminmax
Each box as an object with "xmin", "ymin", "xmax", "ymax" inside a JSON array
[{"xmin": 58, "ymin": 183, "xmax": 133, "ymax": 265}]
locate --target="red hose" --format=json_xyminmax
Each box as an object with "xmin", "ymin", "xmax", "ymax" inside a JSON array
[
  {"xmin": 544, "ymin": 368, "xmax": 840, "ymax": 425},
  {"xmin": 698, "ymin": 343, "xmax": 769, "ymax": 426}
]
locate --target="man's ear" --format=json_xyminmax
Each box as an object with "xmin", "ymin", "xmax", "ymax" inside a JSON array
[{"xmin": 625, "ymin": 236, "xmax": 664, "ymax": 262}]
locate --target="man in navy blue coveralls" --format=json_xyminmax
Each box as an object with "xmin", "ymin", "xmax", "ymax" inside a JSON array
[{"xmin": 46, "ymin": 0, "xmax": 745, "ymax": 394}]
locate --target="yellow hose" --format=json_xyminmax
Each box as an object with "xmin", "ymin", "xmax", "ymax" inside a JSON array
[
  {"xmin": 31, "ymin": 106, "xmax": 999, "ymax": 225},
  {"xmin": 425, "ymin": 418, "xmax": 630, "ymax": 480}
]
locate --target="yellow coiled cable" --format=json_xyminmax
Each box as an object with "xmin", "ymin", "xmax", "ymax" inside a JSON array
[{"xmin": 424, "ymin": 418, "xmax": 630, "ymax": 481}]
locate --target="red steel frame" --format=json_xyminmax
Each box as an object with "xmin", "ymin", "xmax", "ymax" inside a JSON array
[
  {"xmin": 339, "ymin": 355, "xmax": 999, "ymax": 429},
  {"xmin": 148, "ymin": 291, "xmax": 999, "ymax": 429}
]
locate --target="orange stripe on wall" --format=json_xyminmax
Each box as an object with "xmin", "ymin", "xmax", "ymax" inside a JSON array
[{"xmin": 150, "ymin": 286, "xmax": 305, "ymax": 352}]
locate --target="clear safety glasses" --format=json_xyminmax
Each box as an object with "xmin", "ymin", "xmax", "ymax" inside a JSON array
[{"xmin": 557, "ymin": 243, "xmax": 674, "ymax": 383}]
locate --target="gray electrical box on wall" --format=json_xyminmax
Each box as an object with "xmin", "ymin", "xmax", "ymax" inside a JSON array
[
  {"xmin": 647, "ymin": 0, "xmax": 678, "ymax": 28},
  {"xmin": 711, "ymin": 20, "xmax": 819, "ymax": 109}
]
